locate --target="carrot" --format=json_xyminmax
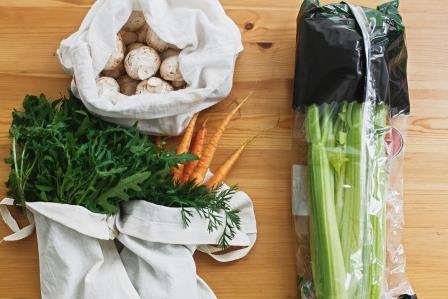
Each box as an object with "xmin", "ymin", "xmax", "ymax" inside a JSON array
[
  {"xmin": 172, "ymin": 113, "xmax": 199, "ymax": 181},
  {"xmin": 205, "ymin": 140, "xmax": 250, "ymax": 188},
  {"xmin": 181, "ymin": 119, "xmax": 208, "ymax": 183},
  {"xmin": 154, "ymin": 136, "xmax": 162, "ymax": 147},
  {"xmin": 191, "ymin": 93, "xmax": 251, "ymax": 184}
]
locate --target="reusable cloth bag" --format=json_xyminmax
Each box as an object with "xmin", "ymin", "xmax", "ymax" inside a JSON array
[
  {"xmin": 57, "ymin": 0, "xmax": 243, "ymax": 136},
  {"xmin": 0, "ymin": 187, "xmax": 257, "ymax": 299}
]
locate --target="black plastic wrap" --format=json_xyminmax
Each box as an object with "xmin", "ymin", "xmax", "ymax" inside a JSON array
[{"xmin": 293, "ymin": 0, "xmax": 410, "ymax": 116}]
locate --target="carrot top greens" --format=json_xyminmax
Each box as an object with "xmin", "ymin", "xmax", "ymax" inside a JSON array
[{"xmin": 6, "ymin": 94, "xmax": 240, "ymax": 248}]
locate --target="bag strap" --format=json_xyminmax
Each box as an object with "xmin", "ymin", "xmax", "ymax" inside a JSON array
[
  {"xmin": 198, "ymin": 233, "xmax": 257, "ymax": 262},
  {"xmin": 0, "ymin": 198, "xmax": 35, "ymax": 243}
]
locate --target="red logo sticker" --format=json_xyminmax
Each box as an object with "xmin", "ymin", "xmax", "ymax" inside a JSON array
[{"xmin": 385, "ymin": 127, "xmax": 404, "ymax": 158}]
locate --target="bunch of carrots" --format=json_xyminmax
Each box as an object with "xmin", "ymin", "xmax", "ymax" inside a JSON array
[{"xmin": 170, "ymin": 95, "xmax": 250, "ymax": 188}]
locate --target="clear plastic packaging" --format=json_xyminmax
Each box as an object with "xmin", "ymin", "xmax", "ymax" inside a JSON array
[{"xmin": 291, "ymin": 1, "xmax": 416, "ymax": 298}]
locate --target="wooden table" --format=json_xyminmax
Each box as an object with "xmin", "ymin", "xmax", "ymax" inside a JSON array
[{"xmin": 0, "ymin": 0, "xmax": 446, "ymax": 298}]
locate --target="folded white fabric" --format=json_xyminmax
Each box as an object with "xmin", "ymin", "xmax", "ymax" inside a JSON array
[
  {"xmin": 117, "ymin": 189, "xmax": 257, "ymax": 299},
  {"xmin": 0, "ymin": 186, "xmax": 257, "ymax": 299},
  {"xmin": 57, "ymin": 0, "xmax": 243, "ymax": 136},
  {"xmin": 10, "ymin": 201, "xmax": 140, "ymax": 299}
]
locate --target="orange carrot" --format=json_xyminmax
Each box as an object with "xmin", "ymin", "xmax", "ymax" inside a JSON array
[
  {"xmin": 191, "ymin": 93, "xmax": 251, "ymax": 184},
  {"xmin": 154, "ymin": 136, "xmax": 162, "ymax": 147},
  {"xmin": 172, "ymin": 113, "xmax": 199, "ymax": 181},
  {"xmin": 182, "ymin": 119, "xmax": 208, "ymax": 183},
  {"xmin": 205, "ymin": 140, "xmax": 249, "ymax": 188}
]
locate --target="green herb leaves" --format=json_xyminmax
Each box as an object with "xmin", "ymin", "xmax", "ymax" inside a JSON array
[{"xmin": 6, "ymin": 94, "xmax": 241, "ymax": 248}]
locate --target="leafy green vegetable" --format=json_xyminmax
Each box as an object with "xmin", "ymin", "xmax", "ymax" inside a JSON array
[
  {"xmin": 6, "ymin": 94, "xmax": 240, "ymax": 248},
  {"xmin": 305, "ymin": 101, "xmax": 389, "ymax": 299}
]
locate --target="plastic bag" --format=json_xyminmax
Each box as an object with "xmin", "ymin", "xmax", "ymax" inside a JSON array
[
  {"xmin": 57, "ymin": 0, "xmax": 243, "ymax": 136},
  {"xmin": 291, "ymin": 1, "xmax": 416, "ymax": 298}
]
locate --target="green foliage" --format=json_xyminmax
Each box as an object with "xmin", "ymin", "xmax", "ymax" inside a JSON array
[{"xmin": 6, "ymin": 94, "xmax": 240, "ymax": 248}]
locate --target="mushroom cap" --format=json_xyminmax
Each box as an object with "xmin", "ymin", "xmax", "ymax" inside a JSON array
[
  {"xmin": 135, "ymin": 80, "xmax": 148, "ymax": 94},
  {"xmin": 124, "ymin": 46, "xmax": 161, "ymax": 80},
  {"xmin": 137, "ymin": 24, "xmax": 149, "ymax": 43},
  {"xmin": 101, "ymin": 62, "xmax": 125, "ymax": 79},
  {"xmin": 126, "ymin": 42, "xmax": 145, "ymax": 54},
  {"xmin": 146, "ymin": 26, "xmax": 169, "ymax": 52},
  {"xmin": 117, "ymin": 75, "xmax": 139, "ymax": 96},
  {"xmin": 103, "ymin": 34, "xmax": 125, "ymax": 71},
  {"xmin": 122, "ymin": 11, "xmax": 146, "ymax": 32},
  {"xmin": 119, "ymin": 30, "xmax": 138, "ymax": 45},
  {"xmin": 160, "ymin": 55, "xmax": 183, "ymax": 81},
  {"xmin": 96, "ymin": 77, "xmax": 120, "ymax": 95},
  {"xmin": 171, "ymin": 80, "xmax": 186, "ymax": 90},
  {"xmin": 136, "ymin": 77, "xmax": 173, "ymax": 94},
  {"xmin": 160, "ymin": 48, "xmax": 181, "ymax": 61}
]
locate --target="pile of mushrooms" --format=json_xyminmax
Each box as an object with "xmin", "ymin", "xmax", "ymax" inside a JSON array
[{"xmin": 93, "ymin": 11, "xmax": 186, "ymax": 97}]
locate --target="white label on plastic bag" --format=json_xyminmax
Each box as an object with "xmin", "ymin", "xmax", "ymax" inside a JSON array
[{"xmin": 292, "ymin": 165, "xmax": 309, "ymax": 216}]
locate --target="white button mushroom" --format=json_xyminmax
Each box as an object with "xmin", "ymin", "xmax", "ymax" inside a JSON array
[
  {"xmin": 124, "ymin": 46, "xmax": 161, "ymax": 80},
  {"xmin": 103, "ymin": 34, "xmax": 125, "ymax": 71},
  {"xmin": 137, "ymin": 24, "xmax": 149, "ymax": 43},
  {"xmin": 101, "ymin": 62, "xmax": 125, "ymax": 79},
  {"xmin": 136, "ymin": 77, "xmax": 173, "ymax": 94},
  {"xmin": 171, "ymin": 80, "xmax": 186, "ymax": 90},
  {"xmin": 160, "ymin": 55, "xmax": 183, "ymax": 81},
  {"xmin": 96, "ymin": 77, "xmax": 120, "ymax": 95},
  {"xmin": 122, "ymin": 11, "xmax": 146, "ymax": 32},
  {"xmin": 126, "ymin": 42, "xmax": 146, "ymax": 54},
  {"xmin": 146, "ymin": 26, "xmax": 168, "ymax": 52},
  {"xmin": 117, "ymin": 75, "xmax": 139, "ymax": 96},
  {"xmin": 119, "ymin": 30, "xmax": 138, "ymax": 45},
  {"xmin": 160, "ymin": 48, "xmax": 181, "ymax": 61}
]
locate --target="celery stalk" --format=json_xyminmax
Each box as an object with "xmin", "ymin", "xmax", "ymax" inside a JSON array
[
  {"xmin": 306, "ymin": 101, "xmax": 388, "ymax": 299},
  {"xmin": 367, "ymin": 103, "xmax": 388, "ymax": 299},
  {"xmin": 306, "ymin": 104, "xmax": 347, "ymax": 299},
  {"xmin": 338, "ymin": 102, "xmax": 366, "ymax": 298}
]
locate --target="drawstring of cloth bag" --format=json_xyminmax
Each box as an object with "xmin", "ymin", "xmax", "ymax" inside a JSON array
[
  {"xmin": 0, "ymin": 198, "xmax": 35, "ymax": 243},
  {"xmin": 0, "ymin": 197, "xmax": 119, "ymax": 242}
]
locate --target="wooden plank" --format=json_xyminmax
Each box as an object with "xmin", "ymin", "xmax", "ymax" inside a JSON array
[{"xmin": 0, "ymin": 0, "xmax": 447, "ymax": 298}]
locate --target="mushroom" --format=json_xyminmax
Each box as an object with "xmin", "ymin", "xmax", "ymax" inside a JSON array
[
  {"xmin": 171, "ymin": 80, "xmax": 186, "ymax": 90},
  {"xmin": 160, "ymin": 55, "xmax": 183, "ymax": 81},
  {"xmin": 124, "ymin": 46, "xmax": 161, "ymax": 80},
  {"xmin": 122, "ymin": 11, "xmax": 146, "ymax": 32},
  {"xmin": 119, "ymin": 30, "xmax": 138, "ymax": 45},
  {"xmin": 103, "ymin": 34, "xmax": 125, "ymax": 71},
  {"xmin": 146, "ymin": 26, "xmax": 168, "ymax": 52},
  {"xmin": 136, "ymin": 77, "xmax": 173, "ymax": 94},
  {"xmin": 167, "ymin": 43, "xmax": 180, "ymax": 50},
  {"xmin": 117, "ymin": 75, "xmax": 139, "ymax": 96},
  {"xmin": 96, "ymin": 77, "xmax": 120, "ymax": 95},
  {"xmin": 126, "ymin": 42, "xmax": 145, "ymax": 54},
  {"xmin": 101, "ymin": 62, "xmax": 124, "ymax": 79},
  {"xmin": 160, "ymin": 48, "xmax": 180, "ymax": 61},
  {"xmin": 137, "ymin": 24, "xmax": 149, "ymax": 43}
]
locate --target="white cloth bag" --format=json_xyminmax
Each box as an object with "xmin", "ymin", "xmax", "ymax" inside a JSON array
[
  {"xmin": 0, "ymin": 199, "xmax": 140, "ymax": 299},
  {"xmin": 0, "ymin": 188, "xmax": 257, "ymax": 299},
  {"xmin": 57, "ymin": 0, "xmax": 243, "ymax": 136},
  {"xmin": 117, "ymin": 189, "xmax": 257, "ymax": 298}
]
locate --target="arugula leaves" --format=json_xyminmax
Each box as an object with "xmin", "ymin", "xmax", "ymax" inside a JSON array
[{"xmin": 6, "ymin": 94, "xmax": 240, "ymax": 247}]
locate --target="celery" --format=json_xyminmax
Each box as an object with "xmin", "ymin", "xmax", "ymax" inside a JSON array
[
  {"xmin": 306, "ymin": 104, "xmax": 347, "ymax": 299},
  {"xmin": 338, "ymin": 102, "xmax": 366, "ymax": 298},
  {"xmin": 305, "ymin": 101, "xmax": 389, "ymax": 299},
  {"xmin": 367, "ymin": 103, "xmax": 388, "ymax": 299}
]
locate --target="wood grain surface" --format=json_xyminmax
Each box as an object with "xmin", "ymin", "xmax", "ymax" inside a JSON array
[{"xmin": 0, "ymin": 0, "xmax": 447, "ymax": 298}]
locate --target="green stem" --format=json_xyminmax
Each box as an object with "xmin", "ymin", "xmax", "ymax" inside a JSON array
[{"xmin": 306, "ymin": 105, "xmax": 347, "ymax": 299}]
